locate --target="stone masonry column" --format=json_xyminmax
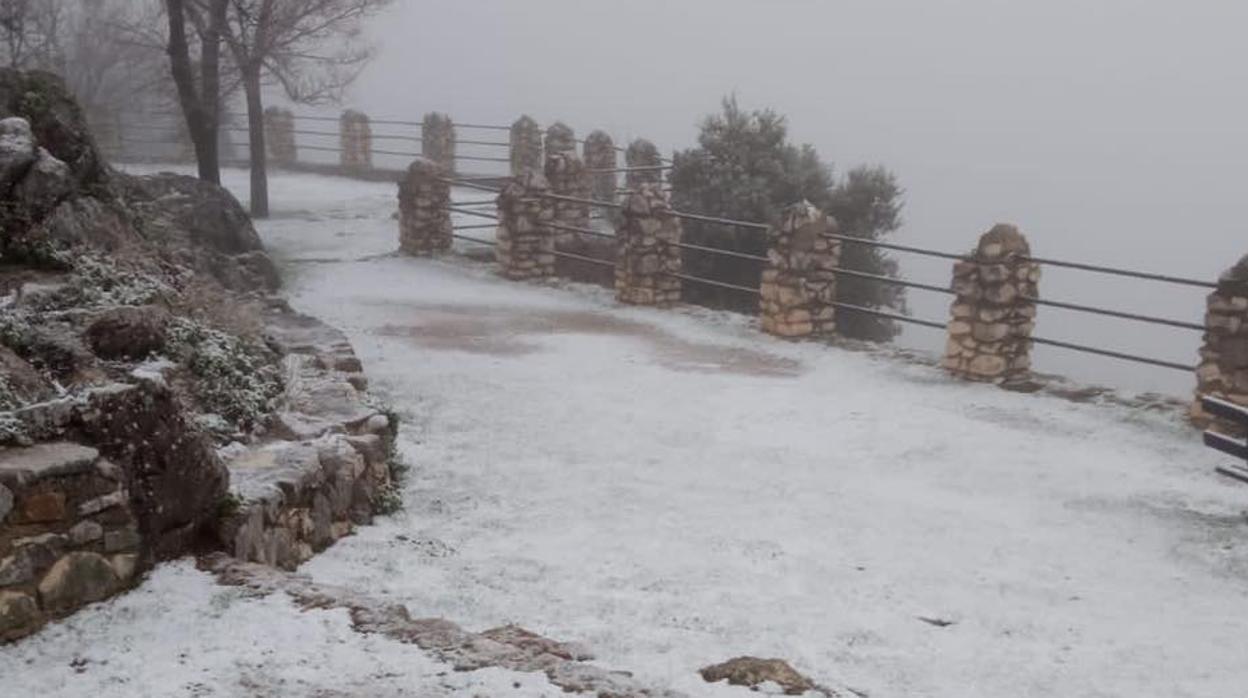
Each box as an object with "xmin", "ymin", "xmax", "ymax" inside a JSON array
[
  {"xmin": 510, "ymin": 115, "xmax": 542, "ymax": 176},
  {"xmin": 397, "ymin": 158, "xmax": 452, "ymax": 256},
  {"xmin": 1192, "ymin": 254, "xmax": 1248, "ymax": 431},
  {"xmin": 339, "ymin": 110, "xmax": 372, "ymax": 170},
  {"xmin": 943, "ymin": 224, "xmax": 1040, "ymax": 384},
  {"xmin": 544, "ymin": 122, "xmax": 576, "ymax": 158},
  {"xmin": 583, "ymin": 130, "xmax": 617, "ymax": 206},
  {"xmin": 544, "ymin": 151, "xmax": 590, "ymax": 244},
  {"xmin": 759, "ymin": 202, "xmax": 840, "ymax": 338},
  {"xmin": 625, "ymin": 139, "xmax": 662, "ymax": 190},
  {"xmin": 616, "ymin": 184, "xmax": 682, "ymax": 306},
  {"xmin": 496, "ymin": 169, "xmax": 555, "ymax": 280},
  {"xmin": 265, "ymin": 107, "xmax": 297, "ymax": 167},
  {"xmin": 422, "ymin": 112, "xmax": 455, "ymax": 171}
]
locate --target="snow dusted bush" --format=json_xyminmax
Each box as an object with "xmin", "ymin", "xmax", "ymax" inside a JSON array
[
  {"xmin": 165, "ymin": 317, "xmax": 283, "ymax": 430},
  {"xmin": 31, "ymin": 255, "xmax": 174, "ymax": 312}
]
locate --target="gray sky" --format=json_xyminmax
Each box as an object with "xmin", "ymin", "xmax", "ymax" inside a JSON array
[{"xmin": 342, "ymin": 0, "xmax": 1248, "ymax": 395}]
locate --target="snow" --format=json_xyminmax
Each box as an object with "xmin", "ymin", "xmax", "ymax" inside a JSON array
[{"xmin": 7, "ymin": 166, "xmax": 1248, "ymax": 697}]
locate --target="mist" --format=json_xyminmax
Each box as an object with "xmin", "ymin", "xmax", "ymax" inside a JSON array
[{"xmin": 339, "ymin": 0, "xmax": 1248, "ymax": 396}]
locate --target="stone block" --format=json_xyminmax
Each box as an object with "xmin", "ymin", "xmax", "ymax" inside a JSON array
[
  {"xmin": 36, "ymin": 552, "xmax": 119, "ymax": 614},
  {"xmin": 0, "ymin": 590, "xmax": 41, "ymax": 642}
]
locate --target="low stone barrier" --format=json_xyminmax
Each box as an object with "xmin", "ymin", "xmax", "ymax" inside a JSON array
[
  {"xmin": 510, "ymin": 115, "xmax": 542, "ymax": 176},
  {"xmin": 943, "ymin": 224, "xmax": 1040, "ymax": 384},
  {"xmin": 422, "ymin": 112, "xmax": 455, "ymax": 170},
  {"xmin": 496, "ymin": 170, "xmax": 556, "ymax": 280},
  {"xmin": 1193, "ymin": 254, "xmax": 1248, "ymax": 432},
  {"xmin": 398, "ymin": 158, "xmax": 452, "ymax": 256},
  {"xmin": 759, "ymin": 202, "xmax": 840, "ymax": 338},
  {"xmin": 339, "ymin": 110, "xmax": 372, "ymax": 171},
  {"xmin": 265, "ymin": 107, "xmax": 297, "ymax": 167},
  {"xmin": 616, "ymin": 184, "xmax": 681, "ymax": 306}
]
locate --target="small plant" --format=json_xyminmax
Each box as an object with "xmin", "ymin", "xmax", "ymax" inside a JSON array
[
  {"xmin": 165, "ymin": 317, "xmax": 283, "ymax": 431},
  {"xmin": 373, "ymin": 482, "xmax": 403, "ymax": 516},
  {"xmin": 216, "ymin": 491, "xmax": 243, "ymax": 520}
]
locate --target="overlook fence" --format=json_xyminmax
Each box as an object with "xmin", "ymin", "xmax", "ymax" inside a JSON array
[{"xmin": 104, "ymin": 107, "xmax": 1248, "ymax": 432}]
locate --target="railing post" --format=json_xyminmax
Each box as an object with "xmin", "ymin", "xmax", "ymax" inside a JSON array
[
  {"xmin": 339, "ymin": 109, "xmax": 372, "ymax": 170},
  {"xmin": 510, "ymin": 115, "xmax": 542, "ymax": 176},
  {"xmin": 544, "ymin": 150, "xmax": 590, "ymax": 244},
  {"xmin": 496, "ymin": 169, "xmax": 555, "ymax": 280},
  {"xmin": 759, "ymin": 202, "xmax": 840, "ymax": 338},
  {"xmin": 397, "ymin": 158, "xmax": 452, "ymax": 257},
  {"xmin": 264, "ymin": 107, "xmax": 296, "ymax": 167},
  {"xmin": 544, "ymin": 122, "xmax": 576, "ymax": 157},
  {"xmin": 422, "ymin": 112, "xmax": 455, "ymax": 171},
  {"xmin": 1193, "ymin": 255, "xmax": 1248, "ymax": 431},
  {"xmin": 616, "ymin": 184, "xmax": 682, "ymax": 306},
  {"xmin": 625, "ymin": 139, "xmax": 662, "ymax": 190},
  {"xmin": 583, "ymin": 130, "xmax": 617, "ymax": 206},
  {"xmin": 943, "ymin": 224, "xmax": 1040, "ymax": 384}
]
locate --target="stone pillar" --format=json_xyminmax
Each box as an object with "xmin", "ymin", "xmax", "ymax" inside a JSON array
[
  {"xmin": 625, "ymin": 139, "xmax": 662, "ymax": 190},
  {"xmin": 583, "ymin": 130, "xmax": 617, "ymax": 205},
  {"xmin": 510, "ymin": 115, "xmax": 542, "ymax": 176},
  {"xmin": 616, "ymin": 184, "xmax": 681, "ymax": 306},
  {"xmin": 397, "ymin": 158, "xmax": 452, "ymax": 256},
  {"xmin": 544, "ymin": 152, "xmax": 590, "ymax": 244},
  {"xmin": 496, "ymin": 169, "xmax": 555, "ymax": 280},
  {"xmin": 422, "ymin": 112, "xmax": 455, "ymax": 171},
  {"xmin": 339, "ymin": 110, "xmax": 372, "ymax": 170},
  {"xmin": 759, "ymin": 202, "xmax": 841, "ymax": 338},
  {"xmin": 943, "ymin": 224, "xmax": 1040, "ymax": 384},
  {"xmin": 265, "ymin": 107, "xmax": 297, "ymax": 167},
  {"xmin": 1192, "ymin": 254, "xmax": 1248, "ymax": 431},
  {"xmin": 544, "ymin": 122, "xmax": 576, "ymax": 158}
]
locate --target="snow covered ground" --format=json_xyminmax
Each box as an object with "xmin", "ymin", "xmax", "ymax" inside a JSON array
[{"xmin": 5, "ymin": 166, "xmax": 1248, "ymax": 697}]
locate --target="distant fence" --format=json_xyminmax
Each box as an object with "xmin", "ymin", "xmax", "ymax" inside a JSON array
[{"xmin": 105, "ymin": 107, "xmax": 1248, "ymax": 430}]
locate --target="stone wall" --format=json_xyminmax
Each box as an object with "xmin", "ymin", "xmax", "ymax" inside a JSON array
[
  {"xmin": 616, "ymin": 184, "xmax": 681, "ymax": 306},
  {"xmin": 943, "ymin": 224, "xmax": 1040, "ymax": 384},
  {"xmin": 625, "ymin": 139, "xmax": 663, "ymax": 190},
  {"xmin": 422, "ymin": 112, "xmax": 455, "ymax": 171},
  {"xmin": 398, "ymin": 158, "xmax": 452, "ymax": 256},
  {"xmin": 759, "ymin": 202, "xmax": 840, "ymax": 338},
  {"xmin": 544, "ymin": 122, "xmax": 576, "ymax": 158},
  {"xmin": 1192, "ymin": 254, "xmax": 1248, "ymax": 432},
  {"xmin": 510, "ymin": 115, "xmax": 542, "ymax": 176},
  {"xmin": 339, "ymin": 110, "xmax": 372, "ymax": 171},
  {"xmin": 583, "ymin": 130, "xmax": 617, "ymax": 206},
  {"xmin": 544, "ymin": 152, "xmax": 590, "ymax": 244},
  {"xmin": 265, "ymin": 107, "xmax": 297, "ymax": 167},
  {"xmin": 496, "ymin": 170, "xmax": 555, "ymax": 280}
]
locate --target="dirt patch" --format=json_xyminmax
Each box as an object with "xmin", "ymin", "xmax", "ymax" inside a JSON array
[{"xmin": 372, "ymin": 302, "xmax": 803, "ymax": 378}]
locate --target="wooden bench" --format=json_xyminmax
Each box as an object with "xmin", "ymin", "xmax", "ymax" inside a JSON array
[{"xmin": 1201, "ymin": 395, "xmax": 1248, "ymax": 484}]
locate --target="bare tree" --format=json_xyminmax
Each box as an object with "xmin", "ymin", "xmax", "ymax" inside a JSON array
[
  {"xmin": 165, "ymin": 0, "xmax": 228, "ymax": 184},
  {"xmin": 1, "ymin": 0, "xmax": 65, "ymax": 70},
  {"xmin": 210, "ymin": 0, "xmax": 391, "ymax": 217}
]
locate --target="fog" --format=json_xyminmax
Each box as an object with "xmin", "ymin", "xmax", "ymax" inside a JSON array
[{"xmin": 341, "ymin": 0, "xmax": 1248, "ymax": 397}]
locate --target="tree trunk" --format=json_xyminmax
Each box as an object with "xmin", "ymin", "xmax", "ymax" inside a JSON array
[
  {"xmin": 242, "ymin": 68, "xmax": 269, "ymax": 218},
  {"xmin": 164, "ymin": 0, "xmax": 220, "ymax": 184}
]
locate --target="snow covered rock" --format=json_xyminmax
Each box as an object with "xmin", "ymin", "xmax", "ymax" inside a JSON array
[{"xmin": 700, "ymin": 657, "xmax": 823, "ymax": 696}]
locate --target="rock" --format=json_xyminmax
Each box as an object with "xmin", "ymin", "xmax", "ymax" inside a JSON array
[
  {"xmin": 0, "ymin": 69, "xmax": 109, "ymax": 190},
  {"xmin": 0, "ymin": 345, "xmax": 54, "ymax": 405},
  {"xmin": 699, "ymin": 657, "xmax": 818, "ymax": 696},
  {"xmin": 109, "ymin": 553, "xmax": 138, "ymax": 582},
  {"xmin": 118, "ymin": 172, "xmax": 262, "ymax": 254},
  {"xmin": 0, "ymin": 590, "xmax": 41, "ymax": 642},
  {"xmin": 85, "ymin": 305, "xmax": 170, "ymax": 360},
  {"xmin": 14, "ymin": 147, "xmax": 72, "ymax": 213},
  {"xmin": 68, "ymin": 519, "xmax": 103, "ymax": 544},
  {"xmin": 36, "ymin": 551, "xmax": 119, "ymax": 613},
  {"xmin": 21, "ymin": 491, "xmax": 66, "ymax": 522},
  {"xmin": 0, "ymin": 442, "xmax": 99, "ymax": 487},
  {"xmin": 0, "ymin": 116, "xmax": 36, "ymax": 191},
  {"xmin": 0, "ymin": 550, "xmax": 34, "ymax": 585},
  {"xmin": 103, "ymin": 525, "xmax": 140, "ymax": 553},
  {"xmin": 0, "ymin": 482, "xmax": 11, "ymax": 522}
]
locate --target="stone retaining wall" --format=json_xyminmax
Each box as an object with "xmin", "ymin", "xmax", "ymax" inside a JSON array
[
  {"xmin": 265, "ymin": 107, "xmax": 297, "ymax": 167},
  {"xmin": 422, "ymin": 112, "xmax": 455, "ymax": 171},
  {"xmin": 1193, "ymin": 254, "xmax": 1248, "ymax": 432},
  {"xmin": 510, "ymin": 115, "xmax": 542, "ymax": 176},
  {"xmin": 398, "ymin": 158, "xmax": 452, "ymax": 256},
  {"xmin": 616, "ymin": 184, "xmax": 681, "ymax": 306},
  {"xmin": 943, "ymin": 224, "xmax": 1040, "ymax": 384},
  {"xmin": 339, "ymin": 110, "xmax": 372, "ymax": 171},
  {"xmin": 496, "ymin": 170, "xmax": 556, "ymax": 280},
  {"xmin": 759, "ymin": 202, "xmax": 840, "ymax": 338},
  {"xmin": 544, "ymin": 152, "xmax": 591, "ymax": 244}
]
